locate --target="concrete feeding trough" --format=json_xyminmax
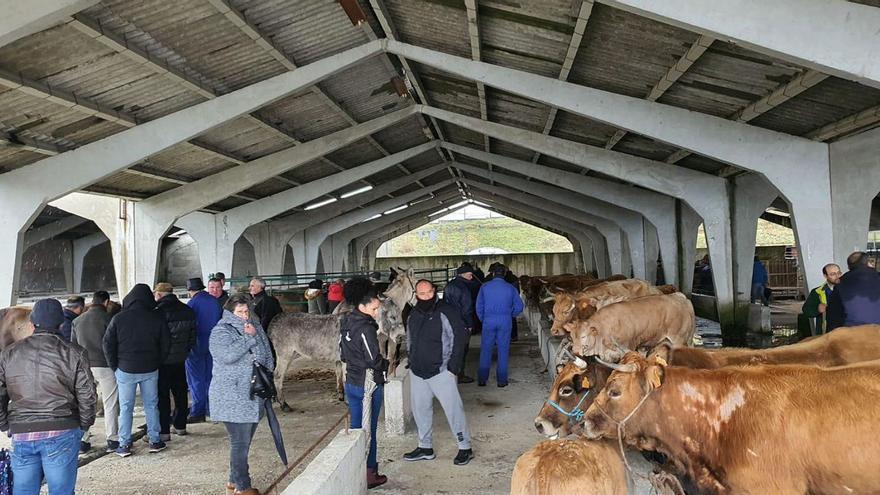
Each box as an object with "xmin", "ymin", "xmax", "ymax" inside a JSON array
[{"xmin": 282, "ymin": 429, "xmax": 367, "ymax": 495}]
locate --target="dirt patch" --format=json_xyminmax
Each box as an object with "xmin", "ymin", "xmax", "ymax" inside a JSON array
[{"xmin": 290, "ymin": 367, "xmax": 336, "ymax": 381}]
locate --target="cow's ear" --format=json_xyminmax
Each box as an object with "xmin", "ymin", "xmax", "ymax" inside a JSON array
[
  {"xmin": 572, "ymin": 373, "xmax": 583, "ymax": 393},
  {"xmin": 648, "ymin": 339, "xmax": 674, "ymax": 366},
  {"xmin": 556, "ymin": 363, "xmax": 566, "ymax": 375},
  {"xmin": 390, "ymin": 267, "xmax": 398, "ymax": 275},
  {"xmin": 646, "ymin": 362, "xmax": 666, "ymax": 391}
]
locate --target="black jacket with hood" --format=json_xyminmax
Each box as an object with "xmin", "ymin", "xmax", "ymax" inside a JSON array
[
  {"xmin": 156, "ymin": 293, "xmax": 197, "ymax": 365},
  {"xmin": 339, "ymin": 309, "xmax": 386, "ymax": 387},
  {"xmin": 103, "ymin": 284, "xmax": 170, "ymax": 373},
  {"xmin": 406, "ymin": 296, "xmax": 468, "ymax": 380}
]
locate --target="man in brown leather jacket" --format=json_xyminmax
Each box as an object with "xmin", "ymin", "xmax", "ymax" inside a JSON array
[{"xmin": 0, "ymin": 298, "xmax": 97, "ymax": 495}]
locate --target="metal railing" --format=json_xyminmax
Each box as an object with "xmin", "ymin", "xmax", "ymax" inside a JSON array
[{"xmin": 225, "ymin": 266, "xmax": 456, "ymax": 294}]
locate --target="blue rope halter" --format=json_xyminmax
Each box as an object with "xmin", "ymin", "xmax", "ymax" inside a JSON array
[{"xmin": 544, "ymin": 389, "xmax": 591, "ymax": 424}]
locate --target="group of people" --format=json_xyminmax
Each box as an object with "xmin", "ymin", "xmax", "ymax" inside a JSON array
[
  {"xmin": 803, "ymin": 251, "xmax": 880, "ymax": 333},
  {"xmin": 0, "ymin": 272, "xmax": 283, "ymax": 495},
  {"xmin": 339, "ymin": 261, "xmax": 524, "ymax": 489}
]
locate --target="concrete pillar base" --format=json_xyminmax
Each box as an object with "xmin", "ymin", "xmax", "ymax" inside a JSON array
[{"xmin": 384, "ymin": 362, "xmax": 412, "ymax": 437}]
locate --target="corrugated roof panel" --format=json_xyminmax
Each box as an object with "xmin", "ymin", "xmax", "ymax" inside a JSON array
[
  {"xmin": 490, "ymin": 140, "xmax": 536, "ymax": 162},
  {"xmin": 0, "ymin": 146, "xmax": 45, "ymax": 174},
  {"xmin": 285, "ymin": 159, "xmax": 339, "ymax": 184},
  {"xmin": 748, "ymin": 77, "xmax": 880, "ymax": 137},
  {"xmin": 612, "ymin": 133, "xmax": 680, "ymax": 162},
  {"xmin": 674, "ymin": 154, "xmax": 730, "ymax": 175},
  {"xmin": 259, "ymin": 91, "xmax": 352, "ymax": 142},
  {"xmin": 480, "ymin": 0, "xmax": 571, "ymax": 78},
  {"xmin": 231, "ymin": 0, "xmax": 369, "ymax": 66},
  {"xmin": 92, "ymin": 171, "xmax": 177, "ymax": 196},
  {"xmin": 241, "ymin": 179, "xmax": 292, "ymax": 198},
  {"xmin": 570, "ymin": 4, "xmax": 697, "ymax": 99},
  {"xmin": 660, "ymin": 41, "xmax": 802, "ymax": 118},
  {"xmin": 372, "ymin": 115, "xmax": 433, "ymax": 155},
  {"xmin": 198, "ymin": 116, "xmax": 290, "ymax": 160},
  {"xmin": 325, "ymin": 139, "xmax": 384, "ymax": 168},
  {"xmin": 318, "ymin": 57, "xmax": 409, "ymax": 123},
  {"xmin": 549, "ymin": 111, "xmax": 619, "ymax": 148},
  {"xmin": 488, "ymin": 88, "xmax": 548, "ymax": 132},
  {"xmin": 385, "ymin": 0, "xmax": 471, "ymax": 58},
  {"xmin": 148, "ymin": 143, "xmax": 235, "ymax": 179}
]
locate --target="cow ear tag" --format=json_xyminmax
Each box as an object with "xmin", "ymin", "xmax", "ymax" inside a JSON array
[
  {"xmin": 581, "ymin": 376, "xmax": 591, "ymax": 389},
  {"xmin": 654, "ymin": 356, "xmax": 668, "ymax": 367}
]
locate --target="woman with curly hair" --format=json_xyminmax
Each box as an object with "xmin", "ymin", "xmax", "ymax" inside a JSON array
[{"xmin": 339, "ymin": 277, "xmax": 389, "ymax": 489}]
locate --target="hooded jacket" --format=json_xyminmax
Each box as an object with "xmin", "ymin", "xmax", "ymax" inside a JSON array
[
  {"xmin": 156, "ymin": 294, "xmax": 197, "ymax": 365},
  {"xmin": 340, "ymin": 309, "xmax": 385, "ymax": 387},
  {"xmin": 208, "ymin": 311, "xmax": 274, "ymax": 423},
  {"xmin": 406, "ymin": 296, "xmax": 468, "ymax": 380},
  {"xmin": 0, "ymin": 328, "xmax": 97, "ymax": 434},
  {"xmin": 103, "ymin": 284, "xmax": 170, "ymax": 373}
]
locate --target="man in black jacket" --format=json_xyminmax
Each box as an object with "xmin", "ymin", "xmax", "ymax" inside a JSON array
[
  {"xmin": 250, "ymin": 277, "xmax": 283, "ymax": 330},
  {"xmin": 103, "ymin": 284, "xmax": 170, "ymax": 457},
  {"xmin": 443, "ymin": 264, "xmax": 478, "ymax": 384},
  {"xmin": 403, "ymin": 280, "xmax": 474, "ymax": 466},
  {"xmin": 72, "ymin": 290, "xmax": 118, "ymax": 453},
  {"xmin": 154, "ymin": 283, "xmax": 197, "ymax": 441},
  {"xmin": 0, "ymin": 298, "xmax": 96, "ymax": 494},
  {"xmin": 827, "ymin": 251, "xmax": 880, "ymax": 330}
]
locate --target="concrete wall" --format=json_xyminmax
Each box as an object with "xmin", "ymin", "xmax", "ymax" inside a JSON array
[
  {"xmin": 232, "ymin": 237, "xmax": 257, "ymax": 278},
  {"xmin": 374, "ymin": 252, "xmax": 579, "ymax": 276},
  {"xmin": 80, "ymin": 241, "xmax": 116, "ymax": 292},
  {"xmin": 157, "ymin": 234, "xmax": 202, "ymax": 286},
  {"xmin": 282, "ymin": 429, "xmax": 367, "ymax": 495},
  {"xmin": 19, "ymin": 240, "xmax": 71, "ymax": 293}
]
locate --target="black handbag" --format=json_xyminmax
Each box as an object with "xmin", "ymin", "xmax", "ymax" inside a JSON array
[{"xmin": 250, "ymin": 360, "xmax": 276, "ymax": 400}]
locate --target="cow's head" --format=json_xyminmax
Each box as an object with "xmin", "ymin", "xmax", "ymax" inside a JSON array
[
  {"xmin": 582, "ymin": 343, "xmax": 672, "ymax": 440},
  {"xmin": 548, "ymin": 292, "xmax": 577, "ymax": 336},
  {"xmin": 566, "ymin": 319, "xmax": 633, "ymax": 363},
  {"xmin": 534, "ymin": 357, "xmax": 611, "ymax": 439}
]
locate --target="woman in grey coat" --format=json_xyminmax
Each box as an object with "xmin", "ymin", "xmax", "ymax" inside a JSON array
[{"xmin": 209, "ymin": 294, "xmax": 275, "ymax": 495}]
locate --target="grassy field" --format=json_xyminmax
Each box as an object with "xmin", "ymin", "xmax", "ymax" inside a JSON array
[{"xmin": 381, "ymin": 217, "xmax": 573, "ymax": 257}]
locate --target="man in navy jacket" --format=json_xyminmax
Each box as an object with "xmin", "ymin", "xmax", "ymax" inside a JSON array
[{"xmin": 827, "ymin": 252, "xmax": 880, "ymax": 330}]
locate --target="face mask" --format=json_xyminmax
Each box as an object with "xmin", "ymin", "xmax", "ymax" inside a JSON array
[{"xmin": 415, "ymin": 298, "xmax": 434, "ymax": 312}]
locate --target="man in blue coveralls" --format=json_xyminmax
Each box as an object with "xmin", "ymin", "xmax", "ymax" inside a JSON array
[
  {"xmin": 475, "ymin": 264, "xmax": 524, "ymax": 387},
  {"xmin": 184, "ymin": 277, "xmax": 222, "ymax": 423}
]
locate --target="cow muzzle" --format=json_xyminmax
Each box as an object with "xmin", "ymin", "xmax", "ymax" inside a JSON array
[{"xmin": 534, "ymin": 418, "xmax": 559, "ymax": 440}]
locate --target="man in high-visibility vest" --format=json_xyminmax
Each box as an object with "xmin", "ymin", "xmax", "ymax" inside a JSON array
[{"xmin": 802, "ymin": 263, "xmax": 842, "ymax": 334}]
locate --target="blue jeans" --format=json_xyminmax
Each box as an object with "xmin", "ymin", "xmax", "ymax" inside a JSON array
[
  {"xmin": 11, "ymin": 428, "xmax": 80, "ymax": 495},
  {"xmin": 115, "ymin": 369, "xmax": 161, "ymax": 446},
  {"xmin": 345, "ymin": 382, "xmax": 384, "ymax": 469},
  {"xmin": 478, "ymin": 317, "xmax": 512, "ymax": 385},
  {"xmin": 224, "ymin": 422, "xmax": 259, "ymax": 491}
]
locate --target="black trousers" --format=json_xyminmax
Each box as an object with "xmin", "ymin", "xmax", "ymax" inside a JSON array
[{"xmin": 158, "ymin": 363, "xmax": 189, "ymax": 434}]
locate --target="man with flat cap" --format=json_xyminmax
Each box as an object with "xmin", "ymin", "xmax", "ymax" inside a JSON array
[
  {"xmin": 185, "ymin": 277, "xmax": 222, "ymax": 423},
  {"xmin": 0, "ymin": 298, "xmax": 97, "ymax": 494}
]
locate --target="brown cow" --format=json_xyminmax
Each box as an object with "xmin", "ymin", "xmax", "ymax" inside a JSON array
[
  {"xmin": 565, "ymin": 293, "xmax": 695, "ymax": 362},
  {"xmin": 0, "ymin": 307, "xmax": 32, "ymax": 350},
  {"xmin": 582, "ymin": 346, "xmax": 880, "ymax": 494},
  {"xmin": 549, "ymin": 279, "xmax": 676, "ymax": 335},
  {"xmin": 510, "ymin": 439, "xmax": 630, "ymax": 495},
  {"xmin": 536, "ymin": 325, "xmax": 880, "ymax": 441}
]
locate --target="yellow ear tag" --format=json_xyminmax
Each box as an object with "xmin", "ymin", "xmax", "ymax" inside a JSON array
[
  {"xmin": 581, "ymin": 376, "xmax": 591, "ymax": 389},
  {"xmin": 654, "ymin": 356, "xmax": 668, "ymax": 367}
]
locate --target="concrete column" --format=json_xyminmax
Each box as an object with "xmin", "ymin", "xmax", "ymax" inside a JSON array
[
  {"xmin": 1, "ymin": 0, "xmax": 99, "ymax": 47},
  {"xmin": 643, "ymin": 220, "xmax": 660, "ymax": 284},
  {"xmin": 457, "ymin": 165, "xmax": 648, "ymax": 278},
  {"xmin": 72, "ymin": 232, "xmax": 109, "ymax": 293},
  {"xmin": 243, "ymin": 223, "xmax": 286, "ymax": 276},
  {"xmin": 176, "ymin": 212, "xmax": 219, "ymax": 282},
  {"xmin": 600, "ymin": 0, "xmax": 880, "ymax": 89},
  {"xmin": 677, "ymin": 202, "xmax": 703, "ymax": 297},
  {"xmin": 49, "ymin": 193, "xmax": 131, "ymax": 299},
  {"xmin": 829, "ymin": 127, "xmax": 880, "ymax": 263},
  {"xmin": 61, "ymin": 240, "xmax": 74, "ymax": 294},
  {"xmin": 289, "ymin": 231, "xmax": 307, "ymax": 277},
  {"xmin": 732, "ymin": 174, "xmax": 779, "ymax": 325}
]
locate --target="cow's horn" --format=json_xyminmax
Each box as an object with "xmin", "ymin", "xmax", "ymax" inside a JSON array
[
  {"xmin": 562, "ymin": 347, "xmax": 588, "ymax": 369},
  {"xmin": 595, "ymin": 357, "xmax": 637, "ymax": 373},
  {"xmin": 610, "ymin": 336, "xmax": 631, "ymax": 354},
  {"xmin": 541, "ymin": 295, "xmax": 555, "ymax": 303}
]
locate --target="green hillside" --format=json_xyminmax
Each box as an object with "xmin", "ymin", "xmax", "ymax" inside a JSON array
[{"xmin": 381, "ymin": 217, "xmax": 573, "ymax": 257}]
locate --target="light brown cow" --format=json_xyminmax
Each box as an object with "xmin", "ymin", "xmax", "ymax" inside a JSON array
[
  {"xmin": 582, "ymin": 346, "xmax": 880, "ymax": 494},
  {"xmin": 536, "ymin": 325, "xmax": 880, "ymax": 441},
  {"xmin": 510, "ymin": 439, "xmax": 630, "ymax": 495},
  {"xmin": 0, "ymin": 307, "xmax": 32, "ymax": 350},
  {"xmin": 549, "ymin": 279, "xmax": 677, "ymax": 335},
  {"xmin": 565, "ymin": 293, "xmax": 695, "ymax": 361}
]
